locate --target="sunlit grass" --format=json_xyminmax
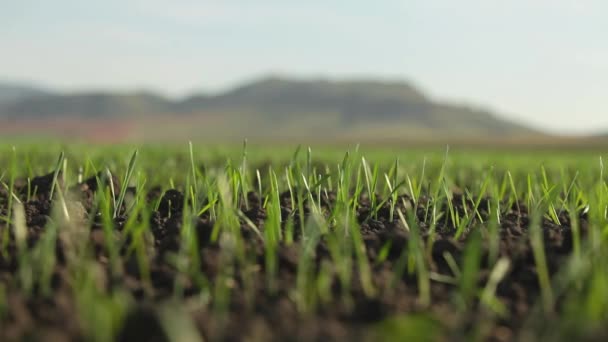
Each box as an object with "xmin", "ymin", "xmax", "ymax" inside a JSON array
[{"xmin": 0, "ymin": 142, "xmax": 607, "ymax": 340}]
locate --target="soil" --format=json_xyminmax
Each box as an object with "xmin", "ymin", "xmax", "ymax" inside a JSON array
[{"xmin": 0, "ymin": 171, "xmax": 593, "ymax": 341}]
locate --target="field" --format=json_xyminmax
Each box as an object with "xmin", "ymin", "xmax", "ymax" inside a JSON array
[{"xmin": 1, "ymin": 142, "xmax": 607, "ymax": 341}]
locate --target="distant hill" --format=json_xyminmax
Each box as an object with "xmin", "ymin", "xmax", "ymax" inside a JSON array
[
  {"xmin": 177, "ymin": 77, "xmax": 534, "ymax": 137},
  {"xmin": 0, "ymin": 91, "xmax": 172, "ymax": 118},
  {"xmin": 0, "ymin": 83, "xmax": 52, "ymax": 106},
  {"xmin": 0, "ymin": 76, "xmax": 538, "ymax": 140}
]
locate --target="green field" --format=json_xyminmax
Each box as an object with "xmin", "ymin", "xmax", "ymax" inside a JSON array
[{"xmin": 1, "ymin": 142, "xmax": 607, "ymax": 341}]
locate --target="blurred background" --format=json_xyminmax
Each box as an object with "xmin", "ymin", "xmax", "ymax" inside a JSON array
[{"xmin": 1, "ymin": 0, "xmax": 607, "ymax": 145}]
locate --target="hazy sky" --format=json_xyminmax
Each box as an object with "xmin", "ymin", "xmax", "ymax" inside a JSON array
[{"xmin": 2, "ymin": 0, "xmax": 607, "ymax": 134}]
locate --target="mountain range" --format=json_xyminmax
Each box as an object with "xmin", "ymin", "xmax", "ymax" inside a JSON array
[
  {"xmin": 0, "ymin": 76, "xmax": 537, "ymax": 141},
  {"xmin": 0, "ymin": 83, "xmax": 53, "ymax": 106}
]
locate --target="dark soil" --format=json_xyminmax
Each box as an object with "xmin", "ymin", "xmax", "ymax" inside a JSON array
[{"xmin": 0, "ymin": 171, "xmax": 591, "ymax": 341}]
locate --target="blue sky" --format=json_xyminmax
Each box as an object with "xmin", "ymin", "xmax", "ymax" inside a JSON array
[{"xmin": 2, "ymin": 0, "xmax": 607, "ymax": 134}]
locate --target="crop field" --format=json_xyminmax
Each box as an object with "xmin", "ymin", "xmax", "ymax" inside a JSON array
[{"xmin": 0, "ymin": 142, "xmax": 607, "ymax": 341}]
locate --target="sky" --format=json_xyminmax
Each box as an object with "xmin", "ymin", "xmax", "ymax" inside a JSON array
[{"xmin": 1, "ymin": 0, "xmax": 607, "ymax": 134}]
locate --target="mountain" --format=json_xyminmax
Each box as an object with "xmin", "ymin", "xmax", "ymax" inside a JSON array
[
  {"xmin": 0, "ymin": 83, "xmax": 52, "ymax": 106},
  {"xmin": 0, "ymin": 76, "xmax": 537, "ymax": 140},
  {"xmin": 178, "ymin": 77, "xmax": 533, "ymax": 137},
  {"xmin": 0, "ymin": 91, "xmax": 172, "ymax": 118}
]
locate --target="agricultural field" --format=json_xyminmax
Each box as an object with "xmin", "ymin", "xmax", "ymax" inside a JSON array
[{"xmin": 0, "ymin": 142, "xmax": 607, "ymax": 341}]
